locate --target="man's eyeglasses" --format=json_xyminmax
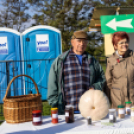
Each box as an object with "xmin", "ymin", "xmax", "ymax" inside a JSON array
[{"xmin": 76, "ymin": 39, "xmax": 89, "ymax": 44}]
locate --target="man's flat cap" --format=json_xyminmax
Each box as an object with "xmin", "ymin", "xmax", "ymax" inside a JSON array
[{"xmin": 71, "ymin": 30, "xmax": 88, "ymax": 39}]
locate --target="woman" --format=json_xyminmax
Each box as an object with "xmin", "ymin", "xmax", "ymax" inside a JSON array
[{"xmin": 105, "ymin": 31, "xmax": 134, "ymax": 108}]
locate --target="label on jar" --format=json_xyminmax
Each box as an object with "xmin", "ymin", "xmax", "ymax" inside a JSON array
[
  {"xmin": 33, "ymin": 117, "xmax": 41, "ymax": 122},
  {"xmin": 52, "ymin": 114, "xmax": 58, "ymax": 118},
  {"xmin": 109, "ymin": 115, "xmax": 113, "ymax": 120},
  {"xmin": 131, "ymin": 112, "xmax": 134, "ymax": 116},
  {"xmin": 65, "ymin": 112, "xmax": 69, "ymax": 117},
  {"xmin": 119, "ymin": 109, "xmax": 125, "ymax": 114},
  {"xmin": 126, "ymin": 108, "xmax": 130, "ymax": 112}
]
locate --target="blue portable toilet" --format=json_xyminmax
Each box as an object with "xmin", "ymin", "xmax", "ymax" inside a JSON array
[
  {"xmin": 0, "ymin": 28, "xmax": 23, "ymax": 103},
  {"xmin": 21, "ymin": 25, "xmax": 62, "ymax": 100}
]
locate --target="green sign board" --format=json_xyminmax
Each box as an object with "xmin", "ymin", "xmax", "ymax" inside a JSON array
[{"xmin": 101, "ymin": 14, "xmax": 134, "ymax": 34}]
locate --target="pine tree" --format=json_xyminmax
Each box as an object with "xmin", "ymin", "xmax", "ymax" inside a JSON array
[{"xmin": 28, "ymin": 0, "xmax": 94, "ymax": 52}]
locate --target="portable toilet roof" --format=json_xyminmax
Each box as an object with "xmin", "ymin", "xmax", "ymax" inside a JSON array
[
  {"xmin": 0, "ymin": 27, "xmax": 22, "ymax": 61},
  {"xmin": 89, "ymin": 6, "xmax": 134, "ymax": 57},
  {"xmin": 0, "ymin": 27, "xmax": 23, "ymax": 62},
  {"xmin": 21, "ymin": 25, "xmax": 62, "ymax": 59},
  {"xmin": 0, "ymin": 27, "xmax": 20, "ymax": 35},
  {"xmin": 22, "ymin": 25, "xmax": 61, "ymax": 35}
]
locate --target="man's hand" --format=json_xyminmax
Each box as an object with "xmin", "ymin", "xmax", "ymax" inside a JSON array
[{"xmin": 89, "ymin": 86, "xmax": 94, "ymax": 90}]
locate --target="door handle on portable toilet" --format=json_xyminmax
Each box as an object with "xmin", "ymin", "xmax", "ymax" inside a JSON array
[
  {"xmin": 26, "ymin": 38, "xmax": 30, "ymax": 42},
  {"xmin": 12, "ymin": 67, "xmax": 18, "ymax": 71},
  {"xmin": 27, "ymin": 64, "xmax": 31, "ymax": 68}
]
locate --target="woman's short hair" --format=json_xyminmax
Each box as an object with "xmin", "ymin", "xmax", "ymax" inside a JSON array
[{"xmin": 112, "ymin": 31, "xmax": 129, "ymax": 46}]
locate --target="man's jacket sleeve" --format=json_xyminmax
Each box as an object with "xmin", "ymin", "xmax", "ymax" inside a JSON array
[
  {"xmin": 47, "ymin": 60, "xmax": 58, "ymax": 107},
  {"xmin": 92, "ymin": 58, "xmax": 106, "ymax": 90}
]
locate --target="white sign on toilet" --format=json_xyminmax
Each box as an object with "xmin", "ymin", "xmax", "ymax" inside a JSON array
[
  {"xmin": 36, "ymin": 34, "xmax": 49, "ymax": 52},
  {"xmin": 0, "ymin": 37, "xmax": 8, "ymax": 54}
]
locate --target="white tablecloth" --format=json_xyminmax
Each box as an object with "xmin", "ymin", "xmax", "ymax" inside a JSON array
[{"xmin": 1, "ymin": 114, "xmax": 134, "ymax": 134}]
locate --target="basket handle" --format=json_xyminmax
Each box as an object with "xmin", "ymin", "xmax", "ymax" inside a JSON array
[{"xmin": 4, "ymin": 74, "xmax": 39, "ymax": 99}]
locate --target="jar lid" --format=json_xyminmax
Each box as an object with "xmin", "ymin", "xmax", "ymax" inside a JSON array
[
  {"xmin": 87, "ymin": 116, "xmax": 91, "ymax": 119},
  {"xmin": 109, "ymin": 109, "xmax": 116, "ymax": 112},
  {"xmin": 51, "ymin": 108, "xmax": 58, "ymax": 110},
  {"xmin": 65, "ymin": 105, "xmax": 74, "ymax": 108},
  {"xmin": 32, "ymin": 110, "xmax": 41, "ymax": 114},
  {"xmin": 125, "ymin": 101, "xmax": 132, "ymax": 104},
  {"xmin": 118, "ymin": 105, "xmax": 125, "ymax": 108}
]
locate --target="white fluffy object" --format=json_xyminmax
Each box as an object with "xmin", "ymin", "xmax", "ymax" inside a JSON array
[{"xmin": 79, "ymin": 90, "xmax": 110, "ymax": 121}]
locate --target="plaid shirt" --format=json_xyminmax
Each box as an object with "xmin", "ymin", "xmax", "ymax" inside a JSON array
[{"xmin": 63, "ymin": 50, "xmax": 90, "ymax": 111}]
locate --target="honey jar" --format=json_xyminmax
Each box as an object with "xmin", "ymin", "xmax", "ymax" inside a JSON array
[
  {"xmin": 87, "ymin": 116, "xmax": 92, "ymax": 125},
  {"xmin": 109, "ymin": 109, "xmax": 116, "ymax": 123},
  {"xmin": 131, "ymin": 107, "xmax": 134, "ymax": 122},
  {"xmin": 65, "ymin": 105, "xmax": 74, "ymax": 123},
  {"xmin": 125, "ymin": 101, "xmax": 132, "ymax": 115},
  {"xmin": 32, "ymin": 110, "xmax": 42, "ymax": 125},
  {"xmin": 118, "ymin": 105, "xmax": 125, "ymax": 119},
  {"xmin": 51, "ymin": 108, "xmax": 58, "ymax": 124}
]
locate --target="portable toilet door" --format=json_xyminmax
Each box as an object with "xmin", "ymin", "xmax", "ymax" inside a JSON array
[
  {"xmin": 22, "ymin": 25, "xmax": 62, "ymax": 100},
  {"xmin": 0, "ymin": 28, "xmax": 23, "ymax": 103}
]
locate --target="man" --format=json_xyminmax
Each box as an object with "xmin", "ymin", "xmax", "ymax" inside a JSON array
[{"xmin": 47, "ymin": 30, "xmax": 105, "ymax": 114}]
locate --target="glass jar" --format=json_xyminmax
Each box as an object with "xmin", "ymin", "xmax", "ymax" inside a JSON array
[
  {"xmin": 32, "ymin": 110, "xmax": 42, "ymax": 125},
  {"xmin": 65, "ymin": 105, "xmax": 74, "ymax": 123},
  {"xmin": 109, "ymin": 109, "xmax": 116, "ymax": 123},
  {"xmin": 87, "ymin": 116, "xmax": 92, "ymax": 125},
  {"xmin": 131, "ymin": 107, "xmax": 134, "ymax": 122},
  {"xmin": 118, "ymin": 105, "xmax": 125, "ymax": 119},
  {"xmin": 125, "ymin": 101, "xmax": 132, "ymax": 115},
  {"xmin": 51, "ymin": 108, "xmax": 58, "ymax": 124}
]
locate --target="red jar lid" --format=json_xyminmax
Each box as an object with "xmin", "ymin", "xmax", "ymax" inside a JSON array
[{"xmin": 32, "ymin": 110, "xmax": 41, "ymax": 114}]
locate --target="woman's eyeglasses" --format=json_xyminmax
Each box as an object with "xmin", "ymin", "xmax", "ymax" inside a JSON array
[{"xmin": 118, "ymin": 41, "xmax": 128, "ymax": 45}]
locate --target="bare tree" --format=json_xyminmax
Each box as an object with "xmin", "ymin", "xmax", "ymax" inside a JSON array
[{"xmin": 0, "ymin": 0, "xmax": 31, "ymax": 32}]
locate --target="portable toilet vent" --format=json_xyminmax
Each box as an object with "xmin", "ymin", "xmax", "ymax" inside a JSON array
[
  {"xmin": 0, "ymin": 28, "xmax": 23, "ymax": 103},
  {"xmin": 21, "ymin": 25, "xmax": 62, "ymax": 100}
]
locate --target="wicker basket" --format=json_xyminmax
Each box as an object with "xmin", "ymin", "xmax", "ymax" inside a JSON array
[{"xmin": 3, "ymin": 74, "xmax": 42, "ymax": 124}]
